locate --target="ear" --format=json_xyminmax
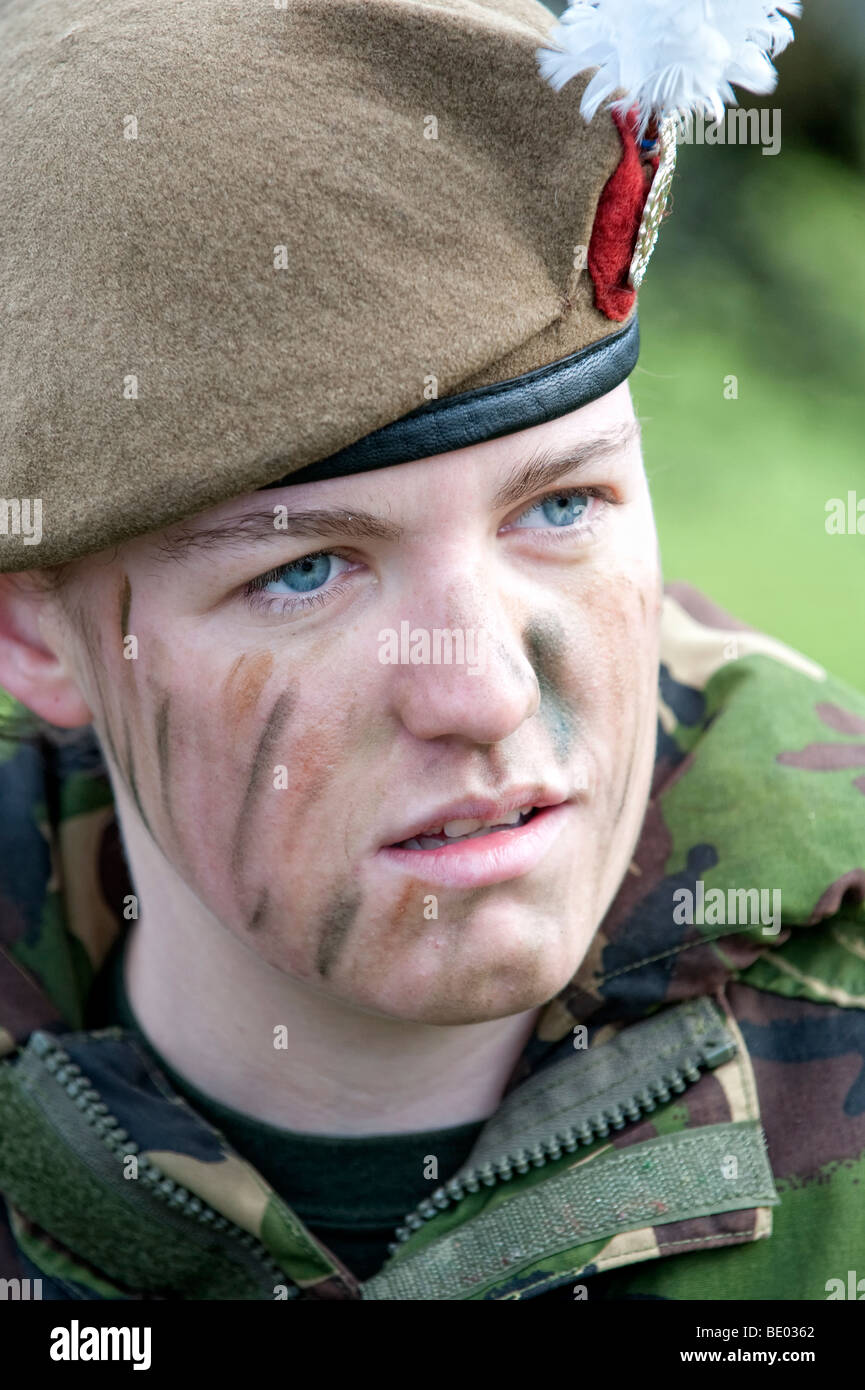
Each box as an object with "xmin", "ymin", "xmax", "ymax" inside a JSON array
[{"xmin": 0, "ymin": 574, "xmax": 94, "ymax": 728}]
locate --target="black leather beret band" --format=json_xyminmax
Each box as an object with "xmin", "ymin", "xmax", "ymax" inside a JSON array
[{"xmin": 264, "ymin": 315, "xmax": 639, "ymax": 488}]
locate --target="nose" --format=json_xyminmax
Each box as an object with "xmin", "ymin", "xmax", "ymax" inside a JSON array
[{"xmin": 383, "ymin": 576, "xmax": 541, "ymax": 745}]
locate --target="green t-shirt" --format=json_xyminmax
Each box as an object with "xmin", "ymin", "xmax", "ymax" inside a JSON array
[{"xmin": 95, "ymin": 939, "xmax": 486, "ymax": 1282}]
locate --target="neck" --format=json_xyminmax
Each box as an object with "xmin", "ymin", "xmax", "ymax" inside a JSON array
[{"xmin": 120, "ymin": 839, "xmax": 540, "ymax": 1137}]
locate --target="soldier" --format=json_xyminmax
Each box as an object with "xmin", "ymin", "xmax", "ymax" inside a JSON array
[{"xmin": 1, "ymin": 0, "xmax": 863, "ymax": 1304}]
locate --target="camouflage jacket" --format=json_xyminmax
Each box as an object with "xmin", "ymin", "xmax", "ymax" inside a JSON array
[{"xmin": 1, "ymin": 582, "xmax": 864, "ymax": 1302}]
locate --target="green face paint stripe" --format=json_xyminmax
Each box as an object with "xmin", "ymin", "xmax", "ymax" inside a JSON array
[
  {"xmin": 122, "ymin": 715, "xmax": 155, "ymax": 842},
  {"xmin": 230, "ymin": 688, "xmax": 296, "ymax": 882},
  {"xmin": 153, "ymin": 691, "xmax": 174, "ymax": 830},
  {"xmin": 492, "ymin": 636, "xmax": 534, "ymax": 694},
  {"xmin": 248, "ymin": 888, "xmax": 269, "ymax": 933},
  {"xmin": 119, "ymin": 574, "xmax": 132, "ymax": 645},
  {"xmin": 523, "ymin": 619, "xmax": 575, "ymax": 764},
  {"xmin": 315, "ymin": 890, "xmax": 363, "ymax": 978},
  {"xmin": 362, "ymin": 1120, "xmax": 778, "ymax": 1300}
]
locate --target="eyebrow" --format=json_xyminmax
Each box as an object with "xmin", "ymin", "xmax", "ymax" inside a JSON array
[
  {"xmin": 151, "ymin": 419, "xmax": 642, "ymax": 565},
  {"xmin": 491, "ymin": 418, "xmax": 641, "ymax": 509},
  {"xmin": 152, "ymin": 506, "xmax": 401, "ymax": 564}
]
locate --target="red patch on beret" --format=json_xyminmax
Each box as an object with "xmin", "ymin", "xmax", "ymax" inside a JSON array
[{"xmin": 588, "ymin": 108, "xmax": 659, "ymax": 322}]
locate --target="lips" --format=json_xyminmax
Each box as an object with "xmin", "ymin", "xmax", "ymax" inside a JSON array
[
  {"xmin": 382, "ymin": 788, "xmax": 567, "ymax": 851},
  {"xmin": 378, "ymin": 799, "xmax": 572, "ymax": 890}
]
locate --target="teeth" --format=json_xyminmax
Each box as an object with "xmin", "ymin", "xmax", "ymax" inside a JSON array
[
  {"xmin": 443, "ymin": 818, "xmax": 483, "ymax": 837},
  {"xmin": 396, "ymin": 807, "xmax": 536, "ymax": 849},
  {"xmin": 443, "ymin": 809, "xmax": 524, "ymax": 838}
]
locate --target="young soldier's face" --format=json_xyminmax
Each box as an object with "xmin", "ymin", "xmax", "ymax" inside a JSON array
[{"xmin": 38, "ymin": 382, "xmax": 663, "ymax": 1024}]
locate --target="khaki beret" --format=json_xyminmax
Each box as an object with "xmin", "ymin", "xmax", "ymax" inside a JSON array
[{"xmin": 0, "ymin": 0, "xmax": 666, "ymax": 571}]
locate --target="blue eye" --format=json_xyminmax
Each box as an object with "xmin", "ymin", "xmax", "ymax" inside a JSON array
[
  {"xmin": 268, "ymin": 553, "xmax": 335, "ymax": 593},
  {"xmin": 513, "ymin": 490, "xmax": 591, "ymax": 529},
  {"xmin": 245, "ymin": 552, "xmax": 354, "ymax": 612}
]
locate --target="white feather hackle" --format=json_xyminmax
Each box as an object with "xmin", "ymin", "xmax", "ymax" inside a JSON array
[{"xmin": 537, "ymin": 0, "xmax": 801, "ymax": 135}]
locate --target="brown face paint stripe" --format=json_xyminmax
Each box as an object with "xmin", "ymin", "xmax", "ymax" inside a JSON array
[
  {"xmin": 222, "ymin": 650, "xmax": 276, "ymax": 726},
  {"xmin": 315, "ymin": 890, "xmax": 363, "ymax": 979},
  {"xmin": 222, "ymin": 653, "xmax": 247, "ymax": 711},
  {"xmin": 230, "ymin": 687, "xmax": 296, "ymax": 882}
]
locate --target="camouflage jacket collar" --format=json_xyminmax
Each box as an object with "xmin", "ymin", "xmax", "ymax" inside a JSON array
[{"xmin": 1, "ymin": 989, "xmax": 778, "ymax": 1299}]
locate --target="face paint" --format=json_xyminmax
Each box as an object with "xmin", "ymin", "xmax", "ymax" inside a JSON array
[
  {"xmin": 222, "ymin": 650, "xmax": 275, "ymax": 726},
  {"xmin": 248, "ymin": 886, "xmax": 270, "ymax": 934},
  {"xmin": 121, "ymin": 714, "xmax": 157, "ymax": 842},
  {"xmin": 489, "ymin": 634, "xmax": 536, "ymax": 697},
  {"xmin": 523, "ymin": 617, "xmax": 576, "ymax": 764},
  {"xmin": 315, "ymin": 887, "xmax": 363, "ymax": 978},
  {"xmin": 151, "ymin": 687, "xmax": 179, "ymax": 840},
  {"xmin": 387, "ymin": 877, "xmax": 427, "ymax": 935},
  {"xmin": 230, "ymin": 687, "xmax": 296, "ymax": 884},
  {"xmin": 72, "ymin": 389, "xmax": 664, "ymax": 1034},
  {"xmin": 119, "ymin": 573, "xmax": 132, "ymax": 645}
]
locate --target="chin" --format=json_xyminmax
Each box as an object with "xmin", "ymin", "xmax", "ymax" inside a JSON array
[{"xmin": 362, "ymin": 927, "xmax": 595, "ymax": 1028}]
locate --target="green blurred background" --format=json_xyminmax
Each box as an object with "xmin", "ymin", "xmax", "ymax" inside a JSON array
[{"xmin": 547, "ymin": 0, "xmax": 865, "ymax": 691}]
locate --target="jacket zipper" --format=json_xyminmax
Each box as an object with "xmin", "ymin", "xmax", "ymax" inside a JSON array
[
  {"xmin": 28, "ymin": 1030, "xmax": 300, "ymax": 1298},
  {"xmin": 387, "ymin": 1032, "xmax": 737, "ymax": 1254}
]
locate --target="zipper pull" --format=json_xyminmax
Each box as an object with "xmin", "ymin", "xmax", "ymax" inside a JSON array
[{"xmin": 700, "ymin": 1036, "xmax": 737, "ymax": 1069}]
